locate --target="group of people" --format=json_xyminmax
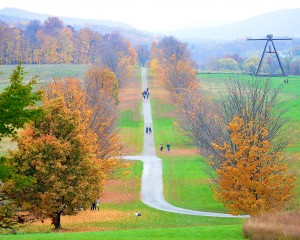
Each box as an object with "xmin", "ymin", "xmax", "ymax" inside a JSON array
[
  {"xmin": 142, "ymin": 88, "xmax": 150, "ymax": 99},
  {"xmin": 145, "ymin": 126, "xmax": 152, "ymax": 134},
  {"xmin": 160, "ymin": 143, "xmax": 171, "ymax": 152},
  {"xmin": 91, "ymin": 198, "xmax": 100, "ymax": 210}
]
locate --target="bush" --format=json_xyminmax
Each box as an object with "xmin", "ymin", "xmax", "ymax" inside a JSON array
[{"xmin": 243, "ymin": 210, "xmax": 300, "ymax": 240}]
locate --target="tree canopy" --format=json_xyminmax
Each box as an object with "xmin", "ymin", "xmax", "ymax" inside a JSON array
[
  {"xmin": 3, "ymin": 98, "xmax": 103, "ymax": 229},
  {"xmin": 0, "ymin": 63, "xmax": 43, "ymax": 140}
]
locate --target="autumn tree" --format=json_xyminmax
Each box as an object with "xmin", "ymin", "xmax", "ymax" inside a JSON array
[
  {"xmin": 45, "ymin": 72, "xmax": 123, "ymax": 180},
  {"xmin": 3, "ymin": 98, "xmax": 103, "ymax": 229},
  {"xmin": 150, "ymin": 36, "xmax": 198, "ymax": 103},
  {"xmin": 212, "ymin": 116, "xmax": 295, "ymax": 215},
  {"xmin": 85, "ymin": 66, "xmax": 119, "ymax": 104},
  {"xmin": 24, "ymin": 20, "xmax": 41, "ymax": 63},
  {"xmin": 215, "ymin": 57, "xmax": 239, "ymax": 71},
  {"xmin": 84, "ymin": 67, "xmax": 123, "ymax": 176},
  {"xmin": 99, "ymin": 32, "xmax": 136, "ymax": 88},
  {"xmin": 0, "ymin": 17, "xmax": 138, "ymax": 67},
  {"xmin": 181, "ymin": 77, "xmax": 296, "ymax": 215},
  {"xmin": 242, "ymin": 57, "xmax": 260, "ymax": 74}
]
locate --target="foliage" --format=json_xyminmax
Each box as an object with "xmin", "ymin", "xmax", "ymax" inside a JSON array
[
  {"xmin": 0, "ymin": 18, "xmax": 137, "ymax": 84},
  {"xmin": 179, "ymin": 76, "xmax": 296, "ymax": 215},
  {"xmin": 149, "ymin": 36, "xmax": 198, "ymax": 104},
  {"xmin": 242, "ymin": 56, "xmax": 260, "ymax": 73},
  {"xmin": 44, "ymin": 74, "xmax": 123, "ymax": 180},
  {"xmin": 0, "ymin": 63, "xmax": 43, "ymax": 230},
  {"xmin": 85, "ymin": 66, "xmax": 119, "ymax": 104},
  {"xmin": 0, "ymin": 63, "xmax": 43, "ymax": 140},
  {"xmin": 215, "ymin": 58, "xmax": 239, "ymax": 71},
  {"xmin": 212, "ymin": 116, "xmax": 296, "ymax": 215},
  {"xmin": 3, "ymin": 98, "xmax": 103, "ymax": 229}
]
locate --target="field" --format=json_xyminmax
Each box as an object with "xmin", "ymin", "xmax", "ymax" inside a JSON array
[{"xmin": 1, "ymin": 65, "xmax": 299, "ymax": 239}]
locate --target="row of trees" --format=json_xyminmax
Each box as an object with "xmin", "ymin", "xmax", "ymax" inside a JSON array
[
  {"xmin": 206, "ymin": 54, "xmax": 300, "ymax": 75},
  {"xmin": 150, "ymin": 36, "xmax": 296, "ymax": 215},
  {"xmin": 0, "ymin": 64, "xmax": 124, "ymax": 229},
  {"xmin": 150, "ymin": 36, "xmax": 198, "ymax": 103},
  {"xmin": 0, "ymin": 17, "xmax": 136, "ymax": 87}
]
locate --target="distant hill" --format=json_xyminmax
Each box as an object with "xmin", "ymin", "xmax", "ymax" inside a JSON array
[
  {"xmin": 0, "ymin": 7, "xmax": 153, "ymax": 45},
  {"xmin": 0, "ymin": 7, "xmax": 133, "ymax": 30},
  {"xmin": 168, "ymin": 8, "xmax": 300, "ymax": 40}
]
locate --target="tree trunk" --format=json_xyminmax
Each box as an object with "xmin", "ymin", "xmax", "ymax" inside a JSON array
[{"xmin": 53, "ymin": 212, "xmax": 61, "ymax": 229}]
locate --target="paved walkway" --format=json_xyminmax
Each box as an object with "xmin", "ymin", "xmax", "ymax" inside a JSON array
[{"xmin": 124, "ymin": 68, "xmax": 241, "ymax": 218}]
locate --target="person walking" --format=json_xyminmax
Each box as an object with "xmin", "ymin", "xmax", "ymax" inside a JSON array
[
  {"xmin": 95, "ymin": 198, "xmax": 100, "ymax": 210},
  {"xmin": 146, "ymin": 90, "xmax": 150, "ymax": 99},
  {"xmin": 91, "ymin": 201, "xmax": 96, "ymax": 210},
  {"xmin": 167, "ymin": 143, "xmax": 171, "ymax": 152},
  {"xmin": 149, "ymin": 127, "xmax": 152, "ymax": 134},
  {"xmin": 146, "ymin": 126, "xmax": 149, "ymax": 134},
  {"xmin": 160, "ymin": 144, "xmax": 163, "ymax": 152}
]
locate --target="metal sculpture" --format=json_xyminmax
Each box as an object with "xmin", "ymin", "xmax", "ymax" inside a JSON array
[{"xmin": 247, "ymin": 34, "xmax": 292, "ymax": 76}]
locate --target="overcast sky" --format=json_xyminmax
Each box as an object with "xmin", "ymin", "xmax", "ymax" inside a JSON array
[{"xmin": 1, "ymin": 0, "xmax": 300, "ymax": 31}]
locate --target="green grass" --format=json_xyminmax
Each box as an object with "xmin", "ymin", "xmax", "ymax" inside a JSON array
[
  {"xmin": 162, "ymin": 156, "xmax": 226, "ymax": 212},
  {"xmin": 1, "ymin": 224, "xmax": 244, "ymax": 240},
  {"xmin": 151, "ymin": 98, "xmax": 192, "ymax": 148},
  {"xmin": 0, "ymin": 64, "xmax": 89, "ymax": 84}
]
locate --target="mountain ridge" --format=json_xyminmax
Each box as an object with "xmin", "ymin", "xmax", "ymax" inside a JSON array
[
  {"xmin": 168, "ymin": 8, "xmax": 300, "ymax": 40},
  {"xmin": 0, "ymin": 7, "xmax": 133, "ymax": 31},
  {"xmin": 0, "ymin": 7, "xmax": 299, "ymax": 40}
]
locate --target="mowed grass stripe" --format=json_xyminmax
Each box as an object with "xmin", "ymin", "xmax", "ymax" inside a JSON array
[{"xmin": 1, "ymin": 224, "xmax": 244, "ymax": 240}]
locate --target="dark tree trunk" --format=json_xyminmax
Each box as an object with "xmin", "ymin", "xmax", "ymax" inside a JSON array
[{"xmin": 53, "ymin": 212, "xmax": 61, "ymax": 229}]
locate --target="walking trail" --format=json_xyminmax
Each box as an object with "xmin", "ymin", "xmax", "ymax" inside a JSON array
[{"xmin": 124, "ymin": 68, "xmax": 238, "ymax": 218}]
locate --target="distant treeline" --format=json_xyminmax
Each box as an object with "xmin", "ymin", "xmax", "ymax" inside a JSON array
[
  {"xmin": 0, "ymin": 17, "xmax": 138, "ymax": 87},
  {"xmin": 0, "ymin": 17, "xmax": 136, "ymax": 65}
]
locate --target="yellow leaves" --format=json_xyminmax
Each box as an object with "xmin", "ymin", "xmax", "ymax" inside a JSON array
[{"xmin": 209, "ymin": 115, "xmax": 297, "ymax": 215}]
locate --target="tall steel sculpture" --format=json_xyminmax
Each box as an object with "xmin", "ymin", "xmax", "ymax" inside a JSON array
[{"xmin": 247, "ymin": 34, "xmax": 292, "ymax": 76}]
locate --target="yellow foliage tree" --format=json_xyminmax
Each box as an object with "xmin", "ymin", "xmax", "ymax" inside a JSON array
[
  {"xmin": 212, "ymin": 115, "xmax": 296, "ymax": 215},
  {"xmin": 44, "ymin": 74, "xmax": 124, "ymax": 180}
]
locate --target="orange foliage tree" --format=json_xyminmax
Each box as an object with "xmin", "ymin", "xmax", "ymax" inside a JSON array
[
  {"xmin": 45, "ymin": 68, "xmax": 123, "ymax": 179},
  {"xmin": 212, "ymin": 116, "xmax": 296, "ymax": 215},
  {"xmin": 84, "ymin": 66, "xmax": 124, "ymax": 176},
  {"xmin": 4, "ymin": 98, "xmax": 102, "ymax": 229},
  {"xmin": 150, "ymin": 36, "xmax": 198, "ymax": 104},
  {"xmin": 85, "ymin": 66, "xmax": 119, "ymax": 104}
]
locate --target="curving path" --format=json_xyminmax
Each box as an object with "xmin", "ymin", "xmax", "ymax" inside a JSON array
[{"xmin": 124, "ymin": 68, "xmax": 244, "ymax": 218}]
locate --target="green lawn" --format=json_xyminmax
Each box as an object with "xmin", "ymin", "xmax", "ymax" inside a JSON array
[
  {"xmin": 0, "ymin": 64, "xmax": 89, "ymax": 84},
  {"xmin": 1, "ymin": 224, "xmax": 244, "ymax": 240}
]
